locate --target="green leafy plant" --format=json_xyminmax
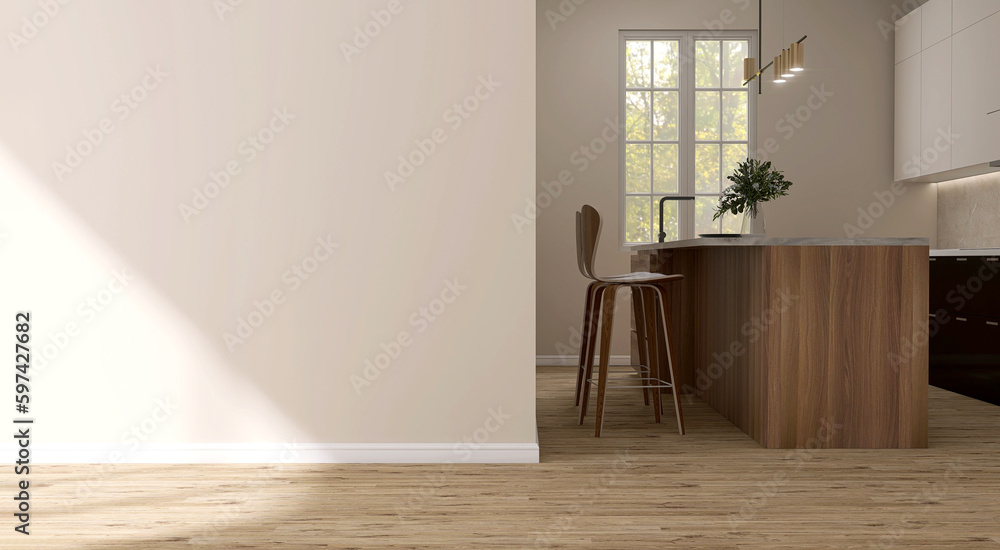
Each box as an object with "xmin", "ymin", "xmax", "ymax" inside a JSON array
[{"xmin": 713, "ymin": 159, "xmax": 793, "ymax": 221}]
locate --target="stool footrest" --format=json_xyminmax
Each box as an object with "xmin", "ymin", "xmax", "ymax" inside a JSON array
[
  {"xmin": 578, "ymin": 364, "xmax": 650, "ymax": 371},
  {"xmin": 586, "ymin": 378, "xmax": 674, "ymax": 390}
]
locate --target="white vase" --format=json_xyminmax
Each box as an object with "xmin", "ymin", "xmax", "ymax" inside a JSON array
[{"xmin": 740, "ymin": 208, "xmax": 765, "ymax": 235}]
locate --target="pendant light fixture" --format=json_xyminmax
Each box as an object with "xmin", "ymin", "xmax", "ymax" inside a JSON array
[
  {"xmin": 743, "ymin": 0, "xmax": 808, "ymax": 91},
  {"xmin": 791, "ymin": 41, "xmax": 805, "ymax": 72},
  {"xmin": 743, "ymin": 58, "xmax": 757, "ymax": 83},
  {"xmin": 781, "ymin": 48, "xmax": 794, "ymax": 78}
]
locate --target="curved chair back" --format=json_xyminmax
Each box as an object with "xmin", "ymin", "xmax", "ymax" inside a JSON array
[
  {"xmin": 575, "ymin": 211, "xmax": 587, "ymax": 279},
  {"xmin": 577, "ymin": 205, "xmax": 602, "ymax": 280}
]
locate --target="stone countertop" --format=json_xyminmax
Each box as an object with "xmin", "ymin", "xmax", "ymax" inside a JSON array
[
  {"xmin": 630, "ymin": 237, "xmax": 930, "ymax": 252},
  {"xmin": 931, "ymin": 249, "xmax": 1000, "ymax": 257}
]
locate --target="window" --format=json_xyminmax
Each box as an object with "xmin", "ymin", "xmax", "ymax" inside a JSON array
[{"xmin": 620, "ymin": 31, "xmax": 757, "ymax": 244}]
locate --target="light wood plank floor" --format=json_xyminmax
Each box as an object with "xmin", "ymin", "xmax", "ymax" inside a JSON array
[{"xmin": 6, "ymin": 367, "xmax": 1000, "ymax": 549}]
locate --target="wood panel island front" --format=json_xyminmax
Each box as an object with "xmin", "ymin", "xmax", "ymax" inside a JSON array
[{"xmin": 630, "ymin": 237, "xmax": 930, "ymax": 449}]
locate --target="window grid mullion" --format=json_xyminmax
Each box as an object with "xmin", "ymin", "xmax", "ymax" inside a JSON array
[
  {"xmin": 648, "ymin": 40, "xmax": 655, "ymax": 244},
  {"xmin": 717, "ymin": 87, "xmax": 724, "ymax": 233},
  {"xmin": 682, "ymin": 34, "xmax": 694, "ymax": 239}
]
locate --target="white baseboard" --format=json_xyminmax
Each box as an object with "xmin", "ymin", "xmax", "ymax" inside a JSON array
[
  {"xmin": 4, "ymin": 442, "xmax": 540, "ymax": 464},
  {"xmin": 536, "ymin": 355, "xmax": 631, "ymax": 367}
]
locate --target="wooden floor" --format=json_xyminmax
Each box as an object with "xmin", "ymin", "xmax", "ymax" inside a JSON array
[{"xmin": 8, "ymin": 367, "xmax": 1000, "ymax": 549}]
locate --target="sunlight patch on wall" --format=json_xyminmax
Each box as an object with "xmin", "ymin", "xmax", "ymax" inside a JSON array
[{"xmin": 0, "ymin": 146, "xmax": 312, "ymax": 448}]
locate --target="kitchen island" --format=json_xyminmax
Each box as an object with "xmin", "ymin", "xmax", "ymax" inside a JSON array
[{"xmin": 631, "ymin": 237, "xmax": 929, "ymax": 449}]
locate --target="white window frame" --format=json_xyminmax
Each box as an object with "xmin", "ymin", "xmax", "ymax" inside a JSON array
[{"xmin": 619, "ymin": 29, "xmax": 758, "ymax": 247}]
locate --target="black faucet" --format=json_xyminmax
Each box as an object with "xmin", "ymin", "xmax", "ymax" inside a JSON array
[{"xmin": 658, "ymin": 196, "xmax": 696, "ymax": 243}]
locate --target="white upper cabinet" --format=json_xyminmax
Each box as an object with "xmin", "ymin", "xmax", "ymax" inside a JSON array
[
  {"xmin": 952, "ymin": 12, "xmax": 1000, "ymax": 168},
  {"xmin": 896, "ymin": 54, "xmax": 922, "ymax": 181},
  {"xmin": 921, "ymin": 38, "xmax": 951, "ymax": 175},
  {"xmin": 953, "ymin": 0, "xmax": 1000, "ymax": 33},
  {"xmin": 895, "ymin": 4, "xmax": 1000, "ymax": 182},
  {"xmin": 922, "ymin": 0, "xmax": 952, "ymax": 48},
  {"xmin": 896, "ymin": 8, "xmax": 922, "ymax": 62}
]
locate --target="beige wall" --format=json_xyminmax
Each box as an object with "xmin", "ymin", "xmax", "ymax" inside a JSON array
[
  {"xmin": 0, "ymin": 0, "xmax": 535, "ymax": 453},
  {"xmin": 938, "ymin": 173, "xmax": 1000, "ymax": 248},
  {"xmin": 536, "ymin": 0, "xmax": 937, "ymax": 357}
]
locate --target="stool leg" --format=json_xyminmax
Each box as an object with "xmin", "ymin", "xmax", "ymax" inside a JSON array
[
  {"xmin": 652, "ymin": 285, "xmax": 685, "ymax": 435},
  {"xmin": 640, "ymin": 287, "xmax": 662, "ymax": 424},
  {"xmin": 578, "ymin": 285, "xmax": 605, "ymax": 425},
  {"xmin": 594, "ymin": 285, "xmax": 619, "ymax": 437},
  {"xmin": 631, "ymin": 287, "xmax": 650, "ymax": 406},
  {"xmin": 575, "ymin": 282, "xmax": 599, "ymax": 406}
]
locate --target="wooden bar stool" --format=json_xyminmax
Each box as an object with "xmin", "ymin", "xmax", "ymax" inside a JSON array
[
  {"xmin": 573, "ymin": 213, "xmax": 653, "ymax": 408},
  {"xmin": 573, "ymin": 205, "xmax": 685, "ymax": 437},
  {"xmin": 573, "ymin": 212, "xmax": 649, "ymax": 407},
  {"xmin": 572, "ymin": 208, "xmax": 664, "ymax": 409}
]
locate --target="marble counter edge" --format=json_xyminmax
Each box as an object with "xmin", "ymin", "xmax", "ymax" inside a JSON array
[
  {"xmin": 630, "ymin": 237, "xmax": 930, "ymax": 252},
  {"xmin": 930, "ymin": 249, "xmax": 1000, "ymax": 257}
]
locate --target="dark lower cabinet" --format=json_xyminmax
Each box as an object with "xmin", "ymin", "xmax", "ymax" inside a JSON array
[
  {"xmin": 929, "ymin": 256, "xmax": 1000, "ymax": 407},
  {"xmin": 929, "ymin": 257, "xmax": 951, "ymax": 312},
  {"xmin": 949, "ymin": 257, "xmax": 1000, "ymax": 316}
]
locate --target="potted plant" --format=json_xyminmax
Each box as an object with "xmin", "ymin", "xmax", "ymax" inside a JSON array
[{"xmin": 713, "ymin": 159, "xmax": 793, "ymax": 234}]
